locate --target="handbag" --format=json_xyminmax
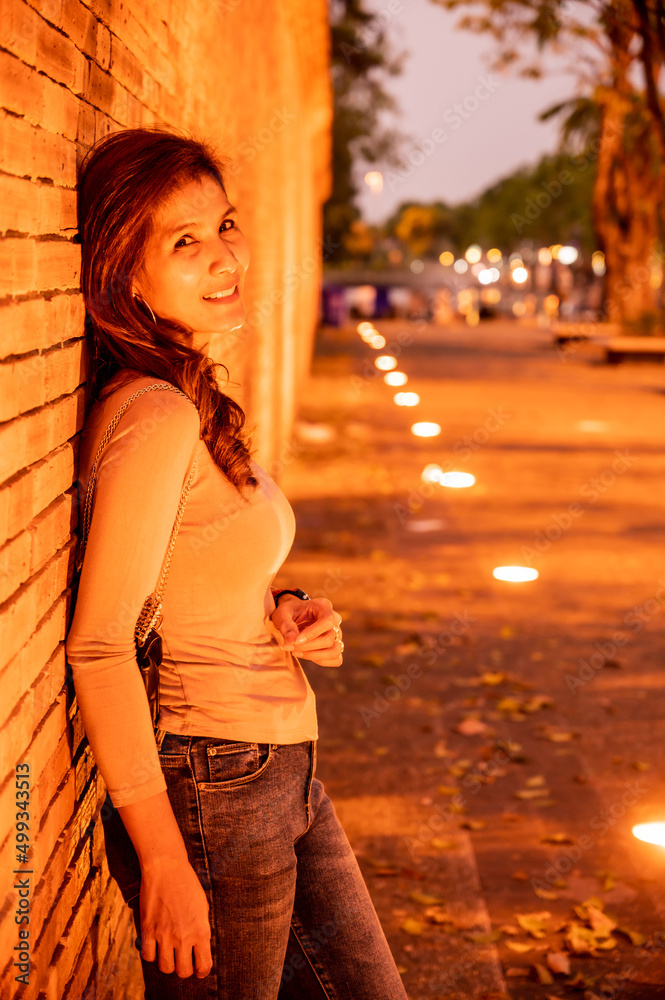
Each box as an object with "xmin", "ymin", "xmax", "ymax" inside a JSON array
[{"xmin": 72, "ymin": 382, "xmax": 197, "ymax": 727}]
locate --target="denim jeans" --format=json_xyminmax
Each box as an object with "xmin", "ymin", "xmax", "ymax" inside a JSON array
[{"xmin": 101, "ymin": 729, "xmax": 408, "ymax": 999}]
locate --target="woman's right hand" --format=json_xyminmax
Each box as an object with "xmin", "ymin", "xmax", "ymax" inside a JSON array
[{"xmin": 138, "ymin": 857, "xmax": 213, "ymax": 978}]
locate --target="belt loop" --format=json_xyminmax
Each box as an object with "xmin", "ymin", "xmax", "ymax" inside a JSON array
[{"xmin": 154, "ymin": 727, "xmax": 167, "ymax": 751}]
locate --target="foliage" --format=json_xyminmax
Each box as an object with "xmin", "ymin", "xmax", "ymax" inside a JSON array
[{"xmin": 324, "ymin": 0, "xmax": 410, "ymax": 264}]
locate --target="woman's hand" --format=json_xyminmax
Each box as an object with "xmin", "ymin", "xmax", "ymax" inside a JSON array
[
  {"xmin": 138, "ymin": 857, "xmax": 212, "ymax": 978},
  {"xmin": 270, "ymin": 595, "xmax": 344, "ymax": 667}
]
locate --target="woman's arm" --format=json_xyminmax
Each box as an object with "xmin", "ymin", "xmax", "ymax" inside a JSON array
[{"xmin": 66, "ymin": 387, "xmax": 213, "ymax": 977}]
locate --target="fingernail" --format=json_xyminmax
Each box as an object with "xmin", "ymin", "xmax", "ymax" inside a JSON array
[{"xmin": 295, "ymin": 634, "xmax": 308, "ymax": 645}]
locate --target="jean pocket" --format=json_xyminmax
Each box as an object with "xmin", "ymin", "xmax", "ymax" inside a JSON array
[
  {"xmin": 100, "ymin": 791, "xmax": 142, "ymax": 907},
  {"xmin": 197, "ymin": 740, "xmax": 273, "ymax": 789}
]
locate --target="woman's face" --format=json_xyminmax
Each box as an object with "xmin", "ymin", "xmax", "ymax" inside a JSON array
[{"xmin": 133, "ymin": 173, "xmax": 250, "ymax": 352}]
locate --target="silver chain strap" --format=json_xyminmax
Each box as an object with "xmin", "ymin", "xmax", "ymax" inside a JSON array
[{"xmin": 78, "ymin": 383, "xmax": 198, "ymax": 643}]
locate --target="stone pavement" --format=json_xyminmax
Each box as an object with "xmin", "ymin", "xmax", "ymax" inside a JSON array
[{"xmin": 276, "ymin": 318, "xmax": 665, "ymax": 1000}]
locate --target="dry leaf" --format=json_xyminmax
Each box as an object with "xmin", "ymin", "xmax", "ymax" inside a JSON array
[
  {"xmin": 424, "ymin": 906, "xmax": 454, "ymax": 924},
  {"xmin": 616, "ymin": 926, "xmax": 646, "ymax": 946},
  {"xmin": 481, "ymin": 671, "xmax": 506, "ymax": 685},
  {"xmin": 466, "ymin": 930, "xmax": 502, "ymax": 944},
  {"xmin": 437, "ymin": 785, "xmax": 460, "ymax": 796},
  {"xmin": 430, "ymin": 838, "xmax": 456, "ymax": 850},
  {"xmin": 456, "ymin": 717, "xmax": 489, "ymax": 736},
  {"xmin": 505, "ymin": 967, "xmax": 529, "ymax": 977},
  {"xmin": 516, "ymin": 788, "xmax": 551, "ymax": 799},
  {"xmin": 516, "ymin": 912, "xmax": 551, "ymax": 938},
  {"xmin": 409, "ymin": 890, "xmax": 444, "ymax": 906},
  {"xmin": 534, "ymin": 886, "xmax": 559, "ymax": 900},
  {"xmin": 526, "ymin": 775, "xmax": 547, "ymax": 787},
  {"xmin": 460, "ymin": 819, "xmax": 486, "ymax": 831},
  {"xmin": 541, "ymin": 832, "xmax": 574, "ymax": 844},
  {"xmin": 546, "ymin": 951, "xmax": 571, "ymax": 975},
  {"xmin": 534, "ymin": 963, "xmax": 554, "ymax": 985},
  {"xmin": 401, "ymin": 918, "xmax": 425, "ymax": 935},
  {"xmin": 586, "ymin": 906, "xmax": 617, "ymax": 936},
  {"xmin": 506, "ymin": 941, "xmax": 533, "ymax": 953},
  {"xmin": 633, "ymin": 760, "xmax": 651, "ymax": 771}
]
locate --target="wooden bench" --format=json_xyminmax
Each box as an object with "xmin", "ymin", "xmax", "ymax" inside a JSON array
[
  {"xmin": 596, "ymin": 336, "xmax": 665, "ymax": 364},
  {"xmin": 552, "ymin": 321, "xmax": 621, "ymax": 346}
]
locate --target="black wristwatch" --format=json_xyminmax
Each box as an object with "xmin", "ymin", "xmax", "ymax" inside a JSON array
[{"xmin": 273, "ymin": 588, "xmax": 310, "ymax": 605}]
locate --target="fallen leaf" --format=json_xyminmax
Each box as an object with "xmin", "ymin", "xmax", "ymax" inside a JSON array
[
  {"xmin": 565, "ymin": 921, "xmax": 616, "ymax": 955},
  {"xmin": 500, "ymin": 625, "xmax": 514, "ymax": 638},
  {"xmin": 481, "ymin": 671, "xmax": 506, "ymax": 685},
  {"xmin": 516, "ymin": 788, "xmax": 551, "ymax": 799},
  {"xmin": 547, "ymin": 730, "xmax": 576, "ymax": 742},
  {"xmin": 526, "ymin": 775, "xmax": 547, "ymax": 787},
  {"xmin": 546, "ymin": 951, "xmax": 571, "ymax": 975},
  {"xmin": 512, "ymin": 871, "xmax": 529, "ymax": 882},
  {"xmin": 506, "ymin": 941, "xmax": 533, "ymax": 953},
  {"xmin": 616, "ymin": 926, "xmax": 646, "ymax": 946},
  {"xmin": 541, "ymin": 832, "xmax": 574, "ymax": 845},
  {"xmin": 516, "ymin": 912, "xmax": 551, "ymax": 939},
  {"xmin": 586, "ymin": 906, "xmax": 617, "ymax": 936},
  {"xmin": 534, "ymin": 886, "xmax": 559, "ymax": 900},
  {"xmin": 437, "ymin": 785, "xmax": 460, "ymax": 796},
  {"xmin": 373, "ymin": 746, "xmax": 389, "ymax": 756},
  {"xmin": 456, "ymin": 717, "xmax": 489, "ymax": 736},
  {"xmin": 430, "ymin": 837, "xmax": 456, "ymax": 850},
  {"xmin": 534, "ymin": 963, "xmax": 554, "ymax": 985},
  {"xmin": 500, "ymin": 924, "xmax": 521, "ymax": 935},
  {"xmin": 505, "ymin": 967, "xmax": 529, "ymax": 977},
  {"xmin": 401, "ymin": 918, "xmax": 425, "ymax": 935},
  {"xmin": 409, "ymin": 890, "xmax": 444, "ymax": 906},
  {"xmin": 633, "ymin": 760, "xmax": 651, "ymax": 771},
  {"xmin": 360, "ymin": 653, "xmax": 385, "ymax": 668},
  {"xmin": 460, "ymin": 820, "xmax": 486, "ymax": 831},
  {"xmin": 424, "ymin": 906, "xmax": 454, "ymax": 924},
  {"xmin": 466, "ymin": 930, "xmax": 502, "ymax": 944}
]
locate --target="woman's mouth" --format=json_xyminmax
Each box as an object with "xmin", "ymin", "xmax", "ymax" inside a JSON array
[{"xmin": 202, "ymin": 285, "xmax": 239, "ymax": 303}]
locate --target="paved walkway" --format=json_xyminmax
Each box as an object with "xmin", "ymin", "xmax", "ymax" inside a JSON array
[{"xmin": 278, "ymin": 318, "xmax": 665, "ymax": 1000}]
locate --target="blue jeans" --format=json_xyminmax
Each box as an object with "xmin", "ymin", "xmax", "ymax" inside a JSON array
[{"xmin": 101, "ymin": 730, "xmax": 408, "ymax": 999}]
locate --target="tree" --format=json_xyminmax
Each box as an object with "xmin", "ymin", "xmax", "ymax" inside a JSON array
[
  {"xmin": 324, "ymin": 0, "xmax": 410, "ymax": 266},
  {"xmin": 430, "ymin": 0, "xmax": 665, "ymax": 329}
]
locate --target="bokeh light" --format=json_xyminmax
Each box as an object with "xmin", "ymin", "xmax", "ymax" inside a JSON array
[
  {"xmin": 384, "ymin": 371, "xmax": 408, "ymax": 386},
  {"xmin": 439, "ymin": 251, "xmax": 454, "ymax": 266},
  {"xmin": 375, "ymin": 355, "xmax": 397, "ymax": 370},
  {"xmin": 364, "ymin": 170, "xmax": 383, "ymax": 193},
  {"xmin": 454, "ymin": 259, "xmax": 469, "ymax": 274},
  {"xmin": 633, "ymin": 823, "xmax": 665, "ymax": 847},
  {"xmin": 394, "ymin": 392, "xmax": 420, "ymax": 406},
  {"xmin": 411, "ymin": 422, "xmax": 441, "ymax": 438},
  {"xmin": 487, "ymin": 248, "xmax": 502, "ymax": 264},
  {"xmin": 512, "ymin": 267, "xmax": 528, "ymax": 284},
  {"xmin": 538, "ymin": 247, "xmax": 553, "ymax": 266},
  {"xmin": 558, "ymin": 245, "xmax": 579, "ymax": 265},
  {"xmin": 465, "ymin": 244, "xmax": 482, "ymax": 264},
  {"xmin": 370, "ymin": 334, "xmax": 386, "ymax": 348},
  {"xmin": 493, "ymin": 566, "xmax": 539, "ymax": 582}
]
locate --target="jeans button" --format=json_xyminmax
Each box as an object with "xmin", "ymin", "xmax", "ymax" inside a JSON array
[{"xmin": 209, "ymin": 748, "xmax": 217, "ymax": 756}]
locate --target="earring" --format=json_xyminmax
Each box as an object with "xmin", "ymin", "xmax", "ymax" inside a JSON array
[{"xmin": 134, "ymin": 292, "xmax": 157, "ymax": 324}]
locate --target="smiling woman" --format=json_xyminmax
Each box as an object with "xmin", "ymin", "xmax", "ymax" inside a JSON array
[{"xmin": 66, "ymin": 125, "xmax": 408, "ymax": 1000}]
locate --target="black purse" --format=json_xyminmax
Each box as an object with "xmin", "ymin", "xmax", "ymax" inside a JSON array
[{"xmin": 73, "ymin": 383, "xmax": 197, "ymax": 727}]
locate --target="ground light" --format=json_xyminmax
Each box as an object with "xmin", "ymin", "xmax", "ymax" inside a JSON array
[
  {"xmin": 384, "ymin": 371, "xmax": 408, "ymax": 386},
  {"xmin": 357, "ymin": 322, "xmax": 374, "ymax": 335},
  {"xmin": 439, "ymin": 471, "xmax": 475, "ymax": 488},
  {"xmin": 394, "ymin": 392, "xmax": 420, "ymax": 406},
  {"xmin": 375, "ymin": 355, "xmax": 397, "ymax": 371},
  {"xmin": 493, "ymin": 566, "xmax": 539, "ymax": 582},
  {"xmin": 633, "ymin": 823, "xmax": 665, "ymax": 847},
  {"xmin": 369, "ymin": 334, "xmax": 386, "ymax": 349},
  {"xmin": 411, "ymin": 422, "xmax": 441, "ymax": 438}
]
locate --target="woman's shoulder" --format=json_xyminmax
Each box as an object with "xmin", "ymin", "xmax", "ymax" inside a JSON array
[{"xmin": 95, "ymin": 371, "xmax": 200, "ymax": 428}]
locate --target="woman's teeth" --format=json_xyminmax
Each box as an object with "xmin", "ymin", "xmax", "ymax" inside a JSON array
[{"xmin": 203, "ymin": 286, "xmax": 236, "ymax": 300}]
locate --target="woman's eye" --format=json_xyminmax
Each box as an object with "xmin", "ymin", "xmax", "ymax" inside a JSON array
[
  {"xmin": 174, "ymin": 236, "xmax": 194, "ymax": 249},
  {"xmin": 220, "ymin": 219, "xmax": 236, "ymax": 233}
]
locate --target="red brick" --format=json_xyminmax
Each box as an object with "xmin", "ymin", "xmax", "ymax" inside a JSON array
[
  {"xmin": 0, "ymin": 492, "xmax": 76, "ymax": 603},
  {"xmin": 0, "ymin": 238, "xmax": 80, "ymax": 297},
  {"xmin": 0, "ymin": 112, "xmax": 77, "ymax": 186},
  {"xmin": 0, "ymin": 541, "xmax": 74, "ymax": 671},
  {"xmin": 0, "ymin": 444, "xmax": 78, "ymax": 545},
  {"xmin": 35, "ymin": 15, "xmax": 88, "ymax": 94},
  {"xmin": 0, "ymin": 595, "xmax": 67, "ymax": 730},
  {"xmin": 0, "ymin": 176, "xmax": 77, "ymax": 238},
  {"xmin": 0, "ymin": 341, "xmax": 86, "ymax": 422},
  {"xmin": 0, "ymin": 390, "xmax": 83, "ymax": 485},
  {"xmin": 0, "ymin": 295, "xmax": 85, "ymax": 358}
]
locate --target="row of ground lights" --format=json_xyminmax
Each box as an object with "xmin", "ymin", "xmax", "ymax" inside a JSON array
[
  {"xmin": 359, "ymin": 319, "xmax": 665, "ymax": 849},
  {"xmin": 357, "ymin": 320, "xmax": 539, "ymax": 589}
]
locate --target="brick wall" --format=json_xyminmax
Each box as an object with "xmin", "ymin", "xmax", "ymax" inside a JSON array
[{"xmin": 0, "ymin": 1, "xmax": 331, "ymax": 995}]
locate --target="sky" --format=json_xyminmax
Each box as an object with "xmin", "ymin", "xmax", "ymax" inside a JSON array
[{"xmin": 355, "ymin": 0, "xmax": 583, "ymax": 223}]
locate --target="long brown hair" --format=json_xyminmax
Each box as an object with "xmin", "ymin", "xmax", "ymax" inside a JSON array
[{"xmin": 77, "ymin": 124, "xmax": 258, "ymax": 492}]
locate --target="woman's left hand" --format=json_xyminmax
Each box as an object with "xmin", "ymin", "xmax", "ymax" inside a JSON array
[{"xmin": 270, "ymin": 596, "xmax": 344, "ymax": 667}]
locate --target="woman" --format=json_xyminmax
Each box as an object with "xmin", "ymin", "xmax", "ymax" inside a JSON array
[{"xmin": 65, "ymin": 125, "xmax": 408, "ymax": 1000}]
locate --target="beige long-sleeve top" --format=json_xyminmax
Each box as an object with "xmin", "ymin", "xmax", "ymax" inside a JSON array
[{"xmin": 65, "ymin": 374, "xmax": 317, "ymax": 807}]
